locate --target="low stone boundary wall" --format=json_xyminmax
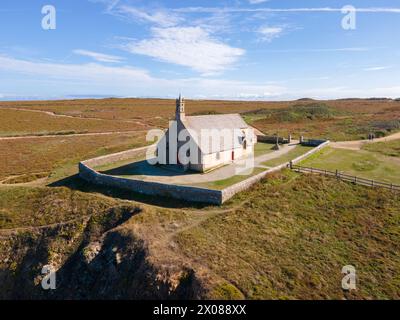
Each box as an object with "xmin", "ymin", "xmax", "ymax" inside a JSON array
[
  {"xmin": 79, "ymin": 141, "xmax": 330, "ymax": 205},
  {"xmin": 82, "ymin": 144, "xmax": 156, "ymax": 168},
  {"xmin": 80, "ymin": 145, "xmax": 222, "ymax": 205},
  {"xmin": 221, "ymin": 140, "xmax": 330, "ymax": 203},
  {"xmin": 291, "ymin": 140, "xmax": 330, "ymax": 165},
  {"xmin": 79, "ymin": 161, "xmax": 222, "ymax": 204}
]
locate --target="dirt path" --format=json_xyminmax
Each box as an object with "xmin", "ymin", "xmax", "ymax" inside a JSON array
[
  {"xmin": 0, "ymin": 216, "xmax": 91, "ymax": 237},
  {"xmin": 0, "ymin": 106, "xmax": 148, "ymax": 125},
  {"xmin": 0, "ymin": 129, "xmax": 149, "ymax": 141},
  {"xmin": 331, "ymin": 131, "xmax": 400, "ymax": 150},
  {"xmin": 0, "ymin": 107, "xmax": 152, "ymax": 139},
  {"xmin": 0, "ymin": 176, "xmax": 48, "ymax": 187}
]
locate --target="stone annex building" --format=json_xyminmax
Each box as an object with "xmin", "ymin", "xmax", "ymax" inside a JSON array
[{"xmin": 156, "ymin": 95, "xmax": 257, "ymax": 172}]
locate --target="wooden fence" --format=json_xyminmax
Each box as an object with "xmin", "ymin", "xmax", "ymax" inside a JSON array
[{"xmin": 289, "ymin": 163, "xmax": 400, "ymax": 192}]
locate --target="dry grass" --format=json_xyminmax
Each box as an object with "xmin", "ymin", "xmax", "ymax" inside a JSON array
[
  {"xmin": 0, "ymin": 108, "xmax": 149, "ymax": 136},
  {"xmin": 1, "ymin": 98, "xmax": 398, "ymax": 140},
  {"xmin": 0, "ymin": 186, "xmax": 121, "ymax": 229},
  {"xmin": 173, "ymin": 172, "xmax": 400, "ymax": 299},
  {"xmin": 1, "ymin": 169, "xmax": 399, "ymax": 299},
  {"xmin": 362, "ymin": 139, "xmax": 400, "ymax": 157},
  {"xmin": 0, "ymin": 97, "xmax": 399, "ymax": 299},
  {"xmin": 0, "ymin": 132, "xmax": 147, "ymax": 181}
]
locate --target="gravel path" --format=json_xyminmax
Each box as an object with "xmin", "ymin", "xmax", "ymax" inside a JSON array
[{"xmin": 331, "ymin": 132, "xmax": 400, "ymax": 151}]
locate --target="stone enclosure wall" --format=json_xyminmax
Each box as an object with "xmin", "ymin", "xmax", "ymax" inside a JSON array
[
  {"xmin": 80, "ymin": 145, "xmax": 223, "ymax": 205},
  {"xmin": 221, "ymin": 141, "xmax": 330, "ymax": 203},
  {"xmin": 79, "ymin": 141, "xmax": 330, "ymax": 205}
]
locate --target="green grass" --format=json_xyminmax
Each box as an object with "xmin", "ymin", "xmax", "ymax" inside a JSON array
[
  {"xmin": 254, "ymin": 143, "xmax": 275, "ymax": 157},
  {"xmin": 262, "ymin": 145, "xmax": 314, "ymax": 167},
  {"xmin": 244, "ymin": 103, "xmax": 343, "ymax": 123},
  {"xmin": 0, "ymin": 186, "xmax": 120, "ymax": 229},
  {"xmin": 362, "ymin": 139, "xmax": 400, "ymax": 157},
  {"xmin": 174, "ymin": 172, "xmax": 400, "ymax": 299},
  {"xmin": 192, "ymin": 167, "xmax": 266, "ymax": 190},
  {"xmin": 301, "ymin": 147, "xmax": 400, "ymax": 184},
  {"xmin": 1, "ymin": 172, "xmax": 48, "ymax": 184},
  {"xmin": 2, "ymin": 172, "xmax": 400, "ymax": 299},
  {"xmin": 0, "ymin": 132, "xmax": 148, "ymax": 182},
  {"xmin": 93, "ymin": 155, "xmax": 147, "ymax": 172}
]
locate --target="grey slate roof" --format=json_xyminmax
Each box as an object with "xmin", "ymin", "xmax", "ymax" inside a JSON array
[{"xmin": 182, "ymin": 114, "xmax": 249, "ymax": 154}]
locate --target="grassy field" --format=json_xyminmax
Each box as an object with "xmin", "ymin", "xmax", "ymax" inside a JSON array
[
  {"xmin": 1, "ymin": 170, "xmax": 400, "ymax": 298},
  {"xmin": 1, "ymin": 98, "xmax": 399, "ymax": 141},
  {"xmin": 262, "ymin": 145, "xmax": 314, "ymax": 167},
  {"xmin": 173, "ymin": 172, "xmax": 400, "ymax": 299},
  {"xmin": 126, "ymin": 171, "xmax": 400, "ymax": 299},
  {"xmin": 245, "ymin": 101, "xmax": 400, "ymax": 141},
  {"xmin": 192, "ymin": 167, "xmax": 266, "ymax": 190},
  {"xmin": 254, "ymin": 142, "xmax": 275, "ymax": 157},
  {"xmin": 0, "ymin": 186, "xmax": 123, "ymax": 229},
  {"xmin": 362, "ymin": 139, "xmax": 400, "ymax": 157},
  {"xmin": 301, "ymin": 147, "xmax": 400, "ymax": 184},
  {"xmin": 0, "ymin": 133, "xmax": 147, "ymax": 182},
  {"xmin": 0, "ymin": 108, "xmax": 149, "ymax": 137},
  {"xmin": 1, "ymin": 97, "xmax": 400, "ymax": 299}
]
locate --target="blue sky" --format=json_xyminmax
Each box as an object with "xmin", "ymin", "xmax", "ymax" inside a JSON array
[{"xmin": 0, "ymin": 0, "xmax": 399, "ymax": 100}]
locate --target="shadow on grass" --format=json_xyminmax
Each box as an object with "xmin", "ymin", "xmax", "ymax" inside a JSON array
[
  {"xmin": 100, "ymin": 160, "xmax": 194, "ymax": 177},
  {"xmin": 48, "ymin": 174, "xmax": 213, "ymax": 209}
]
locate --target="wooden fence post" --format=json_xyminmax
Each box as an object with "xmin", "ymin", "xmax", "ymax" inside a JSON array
[{"xmin": 290, "ymin": 165, "xmax": 398, "ymax": 192}]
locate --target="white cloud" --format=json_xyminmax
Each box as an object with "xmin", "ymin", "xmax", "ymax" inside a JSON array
[
  {"xmin": 110, "ymin": 5, "xmax": 183, "ymax": 27},
  {"xmin": 258, "ymin": 26, "xmax": 284, "ymax": 42},
  {"xmin": 262, "ymin": 47, "xmax": 371, "ymax": 53},
  {"xmin": 191, "ymin": 12, "xmax": 233, "ymax": 34},
  {"xmin": 0, "ymin": 55, "xmax": 151, "ymax": 83},
  {"xmin": 0, "ymin": 54, "xmax": 287, "ymax": 99},
  {"xmin": 289, "ymin": 86, "xmax": 400, "ymax": 100},
  {"xmin": 123, "ymin": 27, "xmax": 245, "ymax": 75},
  {"xmin": 73, "ymin": 49, "xmax": 124, "ymax": 63},
  {"xmin": 363, "ymin": 66, "xmax": 392, "ymax": 71},
  {"xmin": 3, "ymin": 54, "xmax": 399, "ymax": 100},
  {"xmin": 90, "ymin": 0, "xmax": 120, "ymax": 12},
  {"xmin": 248, "ymin": 0, "xmax": 269, "ymax": 4},
  {"xmin": 175, "ymin": 7, "xmax": 400, "ymax": 14}
]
